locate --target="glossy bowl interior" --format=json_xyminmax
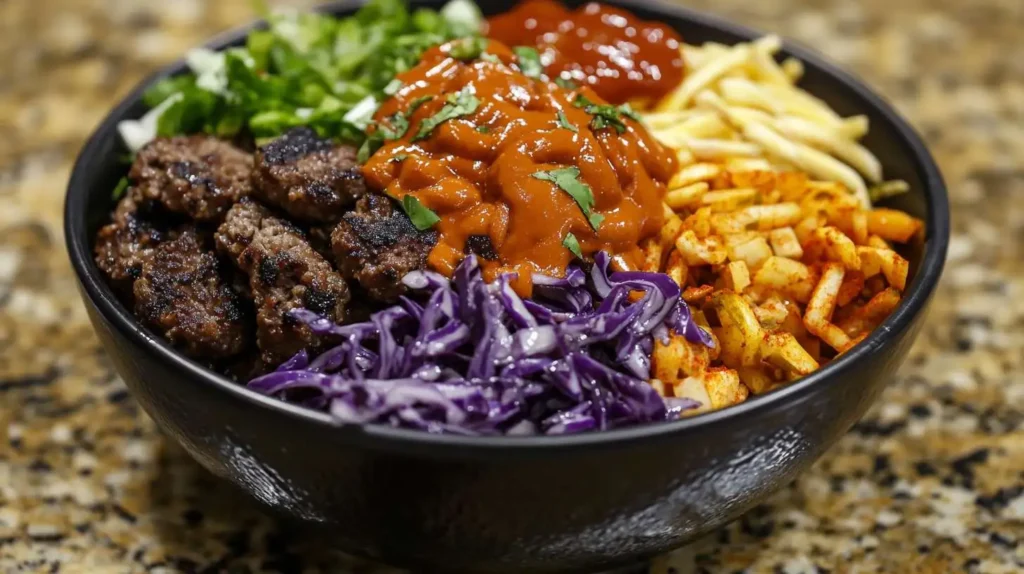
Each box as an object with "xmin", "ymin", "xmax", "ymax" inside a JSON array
[{"xmin": 64, "ymin": 1, "xmax": 949, "ymax": 572}]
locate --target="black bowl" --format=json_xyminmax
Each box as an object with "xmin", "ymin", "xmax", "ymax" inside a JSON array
[{"xmin": 64, "ymin": 1, "xmax": 949, "ymax": 572}]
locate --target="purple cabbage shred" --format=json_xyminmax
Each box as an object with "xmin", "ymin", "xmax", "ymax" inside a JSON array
[{"xmin": 248, "ymin": 252, "xmax": 712, "ymax": 435}]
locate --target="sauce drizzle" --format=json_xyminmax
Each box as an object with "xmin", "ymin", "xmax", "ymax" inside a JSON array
[
  {"xmin": 362, "ymin": 40, "xmax": 677, "ymax": 295},
  {"xmin": 486, "ymin": 0, "xmax": 685, "ymax": 105}
]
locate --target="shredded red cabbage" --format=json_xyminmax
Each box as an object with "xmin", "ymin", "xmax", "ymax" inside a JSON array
[{"xmin": 248, "ymin": 252, "xmax": 713, "ymax": 435}]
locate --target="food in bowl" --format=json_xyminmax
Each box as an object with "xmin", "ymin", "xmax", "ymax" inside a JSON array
[{"xmin": 92, "ymin": 0, "xmax": 922, "ymax": 435}]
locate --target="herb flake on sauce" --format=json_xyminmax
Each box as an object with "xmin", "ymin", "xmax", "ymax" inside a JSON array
[{"xmin": 532, "ymin": 167, "xmax": 604, "ymax": 230}]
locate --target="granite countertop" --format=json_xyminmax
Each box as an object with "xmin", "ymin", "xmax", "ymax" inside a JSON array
[{"xmin": 1, "ymin": 0, "xmax": 1022, "ymax": 572}]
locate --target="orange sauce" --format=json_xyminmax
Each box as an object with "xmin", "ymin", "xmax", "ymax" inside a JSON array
[
  {"xmin": 361, "ymin": 40, "xmax": 677, "ymax": 296},
  {"xmin": 486, "ymin": 0, "xmax": 685, "ymax": 105}
]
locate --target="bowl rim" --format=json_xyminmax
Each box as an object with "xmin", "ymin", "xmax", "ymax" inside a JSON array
[{"xmin": 64, "ymin": 0, "xmax": 949, "ymax": 453}]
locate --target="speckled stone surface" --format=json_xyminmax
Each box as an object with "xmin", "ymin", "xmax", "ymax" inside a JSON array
[{"xmin": 0, "ymin": 0, "xmax": 1022, "ymax": 572}]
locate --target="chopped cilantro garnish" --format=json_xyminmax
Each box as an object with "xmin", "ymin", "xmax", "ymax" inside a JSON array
[
  {"xmin": 475, "ymin": 125, "xmax": 491, "ymax": 133},
  {"xmin": 413, "ymin": 86, "xmax": 479, "ymax": 141},
  {"xmin": 449, "ymin": 37, "xmax": 489, "ymax": 61},
  {"xmin": 379, "ymin": 95, "xmax": 432, "ymax": 140},
  {"xmin": 480, "ymin": 52, "xmax": 502, "ymax": 64},
  {"xmin": 513, "ymin": 46, "xmax": 543, "ymax": 78},
  {"xmin": 391, "ymin": 154, "xmax": 409, "ymax": 163},
  {"xmin": 554, "ymin": 76, "xmax": 577, "ymax": 90},
  {"xmin": 556, "ymin": 110, "xmax": 578, "ymax": 133},
  {"xmin": 401, "ymin": 195, "xmax": 441, "ymax": 230},
  {"xmin": 358, "ymin": 95, "xmax": 433, "ymax": 162},
  {"xmin": 618, "ymin": 102, "xmax": 643, "ymax": 122},
  {"xmin": 532, "ymin": 167, "xmax": 604, "ymax": 230},
  {"xmin": 111, "ymin": 177, "xmax": 130, "ymax": 200},
  {"xmin": 572, "ymin": 94, "xmax": 637, "ymax": 134},
  {"xmin": 563, "ymin": 232, "xmax": 583, "ymax": 259}
]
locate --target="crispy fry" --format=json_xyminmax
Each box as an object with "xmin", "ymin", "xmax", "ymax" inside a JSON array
[
  {"xmin": 666, "ymin": 182, "xmax": 709, "ymax": 210},
  {"xmin": 868, "ymin": 208, "xmax": 923, "ymax": 243},
  {"xmin": 804, "ymin": 263, "xmax": 852, "ymax": 351},
  {"xmin": 642, "ymin": 37, "xmax": 920, "ymax": 412},
  {"xmin": 682, "ymin": 284, "xmax": 714, "ymax": 305},
  {"xmin": 702, "ymin": 188, "xmax": 759, "ymax": 211},
  {"xmin": 806, "ymin": 226, "xmax": 862, "ymax": 271},
  {"xmin": 669, "ymin": 162, "xmax": 722, "ymax": 188},
  {"xmin": 640, "ymin": 237, "xmax": 663, "ymax": 273},
  {"xmin": 709, "ymin": 292, "xmax": 765, "ymax": 367}
]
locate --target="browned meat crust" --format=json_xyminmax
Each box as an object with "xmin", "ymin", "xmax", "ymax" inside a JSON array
[
  {"xmin": 133, "ymin": 229, "xmax": 251, "ymax": 358},
  {"xmin": 253, "ymin": 127, "xmax": 366, "ymax": 223},
  {"xmin": 330, "ymin": 193, "xmax": 436, "ymax": 302},
  {"xmin": 93, "ymin": 192, "xmax": 176, "ymax": 290},
  {"xmin": 217, "ymin": 199, "xmax": 350, "ymax": 366},
  {"xmin": 130, "ymin": 135, "xmax": 253, "ymax": 222}
]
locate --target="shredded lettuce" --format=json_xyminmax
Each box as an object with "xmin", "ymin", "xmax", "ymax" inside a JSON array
[{"xmin": 121, "ymin": 0, "xmax": 483, "ymax": 151}]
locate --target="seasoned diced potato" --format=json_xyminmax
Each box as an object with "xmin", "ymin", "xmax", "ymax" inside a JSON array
[
  {"xmin": 737, "ymin": 366, "xmax": 777, "ymax": 395},
  {"xmin": 686, "ymin": 207, "xmax": 714, "ymax": 238},
  {"xmin": 709, "ymin": 292, "xmax": 765, "ymax": 367},
  {"xmin": 726, "ymin": 234, "xmax": 773, "ymax": 269},
  {"xmin": 723, "ymin": 260, "xmax": 751, "ymax": 292},
  {"xmin": 673, "ymin": 376, "xmax": 713, "ymax": 415},
  {"xmin": 701, "ymin": 368, "xmax": 749, "ymax": 409},
  {"xmin": 836, "ymin": 270, "xmax": 865, "ymax": 307},
  {"xmin": 653, "ymin": 333, "xmax": 712, "ymax": 383},
  {"xmin": 640, "ymin": 237, "xmax": 663, "ymax": 273},
  {"xmin": 794, "ymin": 213, "xmax": 826, "ymax": 244},
  {"xmin": 753, "ymin": 296, "xmax": 789, "ymax": 330},
  {"xmin": 711, "ymin": 211, "xmax": 753, "ymax": 235},
  {"xmin": 767, "ymin": 226, "xmax": 804, "ymax": 259},
  {"xmin": 856, "ymin": 246, "xmax": 909, "ymax": 290},
  {"xmin": 664, "ymin": 249, "xmax": 688, "ymax": 287},
  {"xmin": 762, "ymin": 331, "xmax": 819, "ymax": 377},
  {"xmin": 676, "ymin": 229, "xmax": 728, "ymax": 266},
  {"xmin": 753, "ymin": 256, "xmax": 818, "ymax": 302}
]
